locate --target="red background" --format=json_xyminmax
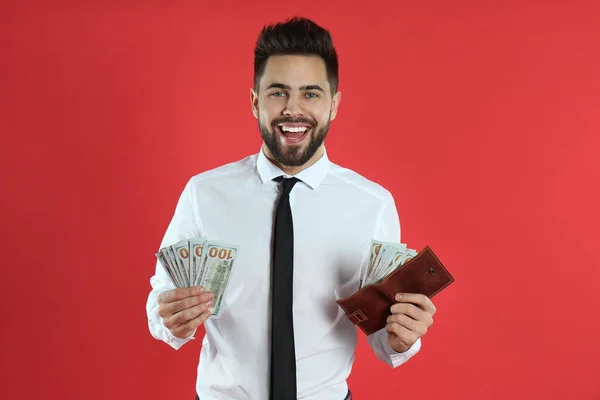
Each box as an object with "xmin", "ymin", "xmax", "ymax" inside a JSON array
[{"xmin": 2, "ymin": 1, "xmax": 600, "ymax": 399}]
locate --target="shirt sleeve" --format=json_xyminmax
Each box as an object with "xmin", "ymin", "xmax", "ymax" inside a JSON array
[
  {"xmin": 365, "ymin": 190, "xmax": 422, "ymax": 367},
  {"xmin": 145, "ymin": 178, "xmax": 204, "ymax": 350}
]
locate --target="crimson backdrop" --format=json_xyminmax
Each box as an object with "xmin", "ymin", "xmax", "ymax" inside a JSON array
[{"xmin": 2, "ymin": 1, "xmax": 599, "ymax": 399}]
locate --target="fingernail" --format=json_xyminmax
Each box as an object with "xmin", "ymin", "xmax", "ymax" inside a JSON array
[{"xmin": 395, "ymin": 293, "xmax": 403, "ymax": 301}]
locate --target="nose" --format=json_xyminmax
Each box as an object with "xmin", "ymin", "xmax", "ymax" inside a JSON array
[{"xmin": 283, "ymin": 97, "xmax": 303, "ymax": 117}]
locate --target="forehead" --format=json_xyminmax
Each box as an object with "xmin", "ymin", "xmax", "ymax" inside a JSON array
[{"xmin": 260, "ymin": 55, "xmax": 330, "ymax": 90}]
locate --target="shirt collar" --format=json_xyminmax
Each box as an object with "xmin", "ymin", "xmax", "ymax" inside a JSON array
[{"xmin": 256, "ymin": 145, "xmax": 330, "ymax": 190}]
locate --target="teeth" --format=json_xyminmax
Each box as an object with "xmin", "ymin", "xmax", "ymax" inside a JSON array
[{"xmin": 280, "ymin": 126, "xmax": 308, "ymax": 133}]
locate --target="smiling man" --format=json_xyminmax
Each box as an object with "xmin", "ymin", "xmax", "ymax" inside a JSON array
[
  {"xmin": 146, "ymin": 16, "xmax": 437, "ymax": 400},
  {"xmin": 254, "ymin": 54, "xmax": 338, "ymax": 174}
]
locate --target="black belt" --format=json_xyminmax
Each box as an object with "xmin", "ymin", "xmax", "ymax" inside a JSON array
[{"xmin": 195, "ymin": 389, "xmax": 351, "ymax": 400}]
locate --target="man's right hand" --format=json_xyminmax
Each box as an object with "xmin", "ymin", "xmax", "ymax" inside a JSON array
[{"xmin": 157, "ymin": 286, "xmax": 214, "ymax": 339}]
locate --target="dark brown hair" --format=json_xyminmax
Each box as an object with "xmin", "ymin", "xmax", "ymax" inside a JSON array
[{"xmin": 253, "ymin": 16, "xmax": 339, "ymax": 94}]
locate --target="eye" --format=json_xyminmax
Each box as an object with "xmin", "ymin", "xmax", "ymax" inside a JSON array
[
  {"xmin": 305, "ymin": 92, "xmax": 319, "ymax": 99},
  {"xmin": 270, "ymin": 91, "xmax": 286, "ymax": 97}
]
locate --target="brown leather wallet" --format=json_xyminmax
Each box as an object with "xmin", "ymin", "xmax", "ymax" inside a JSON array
[{"xmin": 336, "ymin": 246, "xmax": 454, "ymax": 335}]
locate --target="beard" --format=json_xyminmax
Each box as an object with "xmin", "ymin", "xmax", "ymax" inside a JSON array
[{"xmin": 259, "ymin": 113, "xmax": 331, "ymax": 167}]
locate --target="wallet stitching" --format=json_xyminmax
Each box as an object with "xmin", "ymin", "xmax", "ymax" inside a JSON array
[{"xmin": 348, "ymin": 310, "xmax": 367, "ymax": 324}]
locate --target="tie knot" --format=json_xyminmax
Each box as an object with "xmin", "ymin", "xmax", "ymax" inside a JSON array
[{"xmin": 274, "ymin": 176, "xmax": 300, "ymax": 195}]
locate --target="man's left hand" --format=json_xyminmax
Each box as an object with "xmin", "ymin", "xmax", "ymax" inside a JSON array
[{"xmin": 386, "ymin": 293, "xmax": 436, "ymax": 353}]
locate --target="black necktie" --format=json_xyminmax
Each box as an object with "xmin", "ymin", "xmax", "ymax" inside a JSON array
[{"xmin": 270, "ymin": 176, "xmax": 300, "ymax": 400}]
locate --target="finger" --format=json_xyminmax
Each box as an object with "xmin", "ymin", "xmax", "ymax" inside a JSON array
[
  {"xmin": 173, "ymin": 300, "xmax": 213, "ymax": 326},
  {"xmin": 159, "ymin": 291, "xmax": 214, "ymax": 318},
  {"xmin": 394, "ymin": 293, "xmax": 437, "ymax": 315},
  {"xmin": 387, "ymin": 314, "xmax": 428, "ymax": 336},
  {"xmin": 158, "ymin": 286, "xmax": 205, "ymax": 304},
  {"xmin": 390, "ymin": 302, "xmax": 429, "ymax": 322},
  {"xmin": 172, "ymin": 309, "xmax": 212, "ymax": 338},
  {"xmin": 165, "ymin": 300, "xmax": 213, "ymax": 328},
  {"xmin": 386, "ymin": 322, "xmax": 418, "ymax": 348}
]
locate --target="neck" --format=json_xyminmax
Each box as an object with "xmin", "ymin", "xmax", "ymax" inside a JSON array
[{"xmin": 262, "ymin": 144, "xmax": 324, "ymax": 176}]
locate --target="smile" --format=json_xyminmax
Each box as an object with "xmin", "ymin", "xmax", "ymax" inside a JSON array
[{"xmin": 276, "ymin": 124, "xmax": 311, "ymax": 143}]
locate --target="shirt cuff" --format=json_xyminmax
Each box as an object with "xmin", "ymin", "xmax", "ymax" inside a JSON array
[
  {"xmin": 386, "ymin": 337, "xmax": 422, "ymax": 367},
  {"xmin": 154, "ymin": 316, "xmax": 197, "ymax": 350},
  {"xmin": 165, "ymin": 331, "xmax": 196, "ymax": 349}
]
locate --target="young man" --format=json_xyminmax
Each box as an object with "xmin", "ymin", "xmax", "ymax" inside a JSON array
[{"xmin": 146, "ymin": 16, "xmax": 437, "ymax": 400}]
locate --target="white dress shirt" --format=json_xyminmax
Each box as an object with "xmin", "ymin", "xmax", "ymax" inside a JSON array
[{"xmin": 146, "ymin": 147, "xmax": 421, "ymax": 400}]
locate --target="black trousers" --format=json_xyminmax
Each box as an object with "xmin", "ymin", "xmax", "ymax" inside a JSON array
[{"xmin": 195, "ymin": 390, "xmax": 352, "ymax": 400}]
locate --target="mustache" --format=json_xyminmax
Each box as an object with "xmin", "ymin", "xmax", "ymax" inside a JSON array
[{"xmin": 270, "ymin": 116, "xmax": 316, "ymax": 127}]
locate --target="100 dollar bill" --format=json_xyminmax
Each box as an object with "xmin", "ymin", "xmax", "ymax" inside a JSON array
[
  {"xmin": 198, "ymin": 241, "xmax": 238, "ymax": 317},
  {"xmin": 155, "ymin": 237, "xmax": 238, "ymax": 318},
  {"xmin": 361, "ymin": 240, "xmax": 417, "ymax": 287}
]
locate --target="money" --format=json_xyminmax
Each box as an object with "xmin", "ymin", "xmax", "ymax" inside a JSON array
[
  {"xmin": 155, "ymin": 237, "xmax": 238, "ymax": 318},
  {"xmin": 198, "ymin": 242, "xmax": 237, "ymax": 317},
  {"xmin": 361, "ymin": 239, "xmax": 418, "ymax": 288},
  {"xmin": 173, "ymin": 240, "xmax": 192, "ymax": 285},
  {"xmin": 190, "ymin": 237, "xmax": 208, "ymax": 286}
]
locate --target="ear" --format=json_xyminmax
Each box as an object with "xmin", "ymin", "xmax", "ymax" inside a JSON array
[
  {"xmin": 329, "ymin": 91, "xmax": 342, "ymax": 121},
  {"xmin": 250, "ymin": 88, "xmax": 259, "ymax": 119}
]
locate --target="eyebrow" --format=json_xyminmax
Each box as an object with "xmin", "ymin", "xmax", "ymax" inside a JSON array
[{"xmin": 265, "ymin": 83, "xmax": 325, "ymax": 92}]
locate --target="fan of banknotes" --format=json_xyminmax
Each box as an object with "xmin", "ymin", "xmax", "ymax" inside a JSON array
[
  {"xmin": 360, "ymin": 240, "xmax": 418, "ymax": 288},
  {"xmin": 155, "ymin": 237, "xmax": 238, "ymax": 318}
]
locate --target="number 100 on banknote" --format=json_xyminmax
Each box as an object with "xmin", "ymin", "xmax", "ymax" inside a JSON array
[{"xmin": 155, "ymin": 237, "xmax": 238, "ymax": 318}]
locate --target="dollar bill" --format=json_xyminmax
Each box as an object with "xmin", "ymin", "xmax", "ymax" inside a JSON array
[
  {"xmin": 160, "ymin": 247, "xmax": 184, "ymax": 287},
  {"xmin": 367, "ymin": 244, "xmax": 388, "ymax": 286},
  {"xmin": 173, "ymin": 240, "xmax": 192, "ymax": 286},
  {"xmin": 361, "ymin": 239, "xmax": 416, "ymax": 287},
  {"xmin": 190, "ymin": 237, "xmax": 207, "ymax": 286},
  {"xmin": 198, "ymin": 241, "xmax": 238, "ymax": 318},
  {"xmin": 166, "ymin": 246, "xmax": 186, "ymax": 287},
  {"xmin": 156, "ymin": 250, "xmax": 179, "ymax": 287},
  {"xmin": 155, "ymin": 237, "xmax": 238, "ymax": 318},
  {"xmin": 361, "ymin": 240, "xmax": 383, "ymax": 285},
  {"xmin": 377, "ymin": 247, "xmax": 415, "ymax": 283},
  {"xmin": 364, "ymin": 241, "xmax": 397, "ymax": 286},
  {"xmin": 374, "ymin": 243, "xmax": 407, "ymax": 284}
]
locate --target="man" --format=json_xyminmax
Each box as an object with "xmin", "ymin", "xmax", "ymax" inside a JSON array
[{"xmin": 146, "ymin": 16, "xmax": 437, "ymax": 400}]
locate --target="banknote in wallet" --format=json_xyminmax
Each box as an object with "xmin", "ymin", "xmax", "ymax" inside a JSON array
[{"xmin": 336, "ymin": 244, "xmax": 454, "ymax": 335}]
